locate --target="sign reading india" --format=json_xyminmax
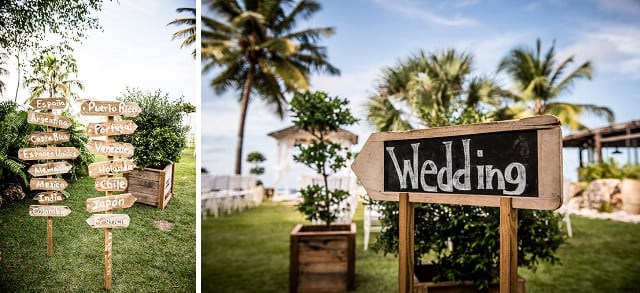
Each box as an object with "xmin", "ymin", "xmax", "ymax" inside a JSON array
[
  {"xmin": 87, "ymin": 140, "xmax": 134, "ymax": 157},
  {"xmin": 80, "ymin": 100, "xmax": 141, "ymax": 117},
  {"xmin": 28, "ymin": 161, "xmax": 73, "ymax": 177},
  {"xmin": 18, "ymin": 146, "xmax": 80, "ymax": 160},
  {"xmin": 26, "ymin": 131, "xmax": 70, "ymax": 145},
  {"xmin": 29, "ymin": 205, "xmax": 71, "ymax": 217},
  {"xmin": 27, "ymin": 111, "xmax": 72, "ymax": 129},
  {"xmin": 29, "ymin": 97, "xmax": 68, "ymax": 110},
  {"xmin": 94, "ymin": 177, "xmax": 128, "ymax": 191},
  {"xmin": 86, "ymin": 120, "xmax": 137, "ymax": 137},
  {"xmin": 86, "ymin": 193, "xmax": 136, "ymax": 213},
  {"xmin": 351, "ymin": 116, "xmax": 563, "ymax": 210},
  {"xmin": 30, "ymin": 178, "xmax": 68, "ymax": 191},
  {"xmin": 88, "ymin": 159, "xmax": 136, "ymax": 178},
  {"xmin": 33, "ymin": 191, "xmax": 66, "ymax": 204},
  {"xmin": 86, "ymin": 214, "xmax": 130, "ymax": 229}
]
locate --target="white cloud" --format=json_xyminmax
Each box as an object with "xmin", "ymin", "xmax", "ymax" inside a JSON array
[
  {"xmin": 597, "ymin": 0, "xmax": 640, "ymax": 17},
  {"xmin": 372, "ymin": 0, "xmax": 477, "ymax": 26}
]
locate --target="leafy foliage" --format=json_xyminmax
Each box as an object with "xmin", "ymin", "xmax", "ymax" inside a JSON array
[
  {"xmin": 246, "ymin": 151, "xmax": 266, "ymax": 185},
  {"xmin": 168, "ymin": 7, "xmax": 196, "ymax": 58},
  {"xmin": 0, "ymin": 101, "xmax": 30, "ymax": 192},
  {"xmin": 578, "ymin": 159, "xmax": 640, "ymax": 181},
  {"xmin": 115, "ymin": 88, "xmax": 193, "ymax": 169},
  {"xmin": 290, "ymin": 91, "xmax": 357, "ymax": 226},
  {"xmin": 25, "ymin": 54, "xmax": 84, "ymax": 102}
]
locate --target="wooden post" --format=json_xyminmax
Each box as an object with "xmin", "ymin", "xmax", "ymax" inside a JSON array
[
  {"xmin": 46, "ymin": 216, "xmax": 53, "ymax": 256},
  {"xmin": 499, "ymin": 197, "xmax": 518, "ymax": 293},
  {"xmin": 104, "ymin": 115, "xmax": 114, "ymax": 290},
  {"xmin": 398, "ymin": 192, "xmax": 414, "ymax": 293}
]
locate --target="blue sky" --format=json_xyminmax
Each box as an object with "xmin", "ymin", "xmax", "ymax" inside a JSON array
[{"xmin": 203, "ymin": 0, "xmax": 640, "ymax": 187}]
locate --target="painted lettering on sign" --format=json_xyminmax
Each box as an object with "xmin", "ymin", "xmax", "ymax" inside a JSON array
[
  {"xmin": 28, "ymin": 161, "xmax": 73, "ymax": 177},
  {"xmin": 86, "ymin": 121, "xmax": 137, "ymax": 137},
  {"xmin": 18, "ymin": 147, "xmax": 80, "ymax": 160},
  {"xmin": 88, "ymin": 159, "xmax": 136, "ymax": 178},
  {"xmin": 26, "ymin": 131, "xmax": 71, "ymax": 145},
  {"xmin": 80, "ymin": 100, "xmax": 141, "ymax": 117},
  {"xmin": 383, "ymin": 130, "xmax": 537, "ymax": 197},
  {"xmin": 94, "ymin": 177, "xmax": 128, "ymax": 191},
  {"xmin": 86, "ymin": 214, "xmax": 130, "ymax": 228},
  {"xmin": 33, "ymin": 191, "xmax": 66, "ymax": 204},
  {"xmin": 30, "ymin": 178, "xmax": 68, "ymax": 191},
  {"xmin": 29, "ymin": 205, "xmax": 71, "ymax": 217},
  {"xmin": 86, "ymin": 193, "xmax": 136, "ymax": 213},
  {"xmin": 29, "ymin": 97, "xmax": 67, "ymax": 110},
  {"xmin": 87, "ymin": 140, "xmax": 134, "ymax": 157},
  {"xmin": 27, "ymin": 111, "xmax": 71, "ymax": 129}
]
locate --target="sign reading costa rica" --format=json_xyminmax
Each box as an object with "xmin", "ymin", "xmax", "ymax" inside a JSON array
[
  {"xmin": 352, "ymin": 116, "xmax": 562, "ymax": 210},
  {"xmin": 26, "ymin": 131, "xmax": 71, "ymax": 145}
]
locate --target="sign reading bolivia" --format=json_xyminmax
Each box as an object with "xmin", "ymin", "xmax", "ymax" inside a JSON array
[
  {"xmin": 87, "ymin": 140, "xmax": 134, "ymax": 157},
  {"xmin": 86, "ymin": 120, "xmax": 137, "ymax": 137},
  {"xmin": 29, "ymin": 205, "xmax": 71, "ymax": 217},
  {"xmin": 27, "ymin": 161, "xmax": 73, "ymax": 177},
  {"xmin": 88, "ymin": 159, "xmax": 136, "ymax": 178},
  {"xmin": 86, "ymin": 193, "xmax": 136, "ymax": 213},
  {"xmin": 86, "ymin": 214, "xmax": 130, "ymax": 229},
  {"xmin": 30, "ymin": 178, "xmax": 68, "ymax": 191},
  {"xmin": 29, "ymin": 97, "xmax": 68, "ymax": 110},
  {"xmin": 18, "ymin": 146, "xmax": 80, "ymax": 160},
  {"xmin": 27, "ymin": 111, "xmax": 72, "ymax": 129},
  {"xmin": 26, "ymin": 131, "xmax": 71, "ymax": 145},
  {"xmin": 80, "ymin": 100, "xmax": 141, "ymax": 117}
]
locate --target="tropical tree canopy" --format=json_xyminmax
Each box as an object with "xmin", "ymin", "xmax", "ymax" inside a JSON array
[
  {"xmin": 203, "ymin": 0, "xmax": 340, "ymax": 174},
  {"xmin": 497, "ymin": 38, "xmax": 614, "ymax": 130},
  {"xmin": 0, "ymin": 52, "xmax": 9, "ymax": 96},
  {"xmin": 25, "ymin": 54, "xmax": 84, "ymax": 102},
  {"xmin": 168, "ymin": 7, "xmax": 196, "ymax": 58},
  {"xmin": 367, "ymin": 49, "xmax": 508, "ymax": 131}
]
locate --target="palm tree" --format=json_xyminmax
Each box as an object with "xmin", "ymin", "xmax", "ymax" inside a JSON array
[
  {"xmin": 0, "ymin": 52, "xmax": 9, "ymax": 96},
  {"xmin": 203, "ymin": 0, "xmax": 340, "ymax": 175},
  {"xmin": 25, "ymin": 54, "xmax": 84, "ymax": 102},
  {"xmin": 168, "ymin": 7, "xmax": 196, "ymax": 58},
  {"xmin": 497, "ymin": 38, "xmax": 614, "ymax": 130},
  {"xmin": 367, "ymin": 49, "xmax": 505, "ymax": 131}
]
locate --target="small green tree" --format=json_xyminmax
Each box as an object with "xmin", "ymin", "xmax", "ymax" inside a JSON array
[
  {"xmin": 291, "ymin": 91, "xmax": 357, "ymax": 226},
  {"xmin": 246, "ymin": 151, "xmax": 266, "ymax": 185}
]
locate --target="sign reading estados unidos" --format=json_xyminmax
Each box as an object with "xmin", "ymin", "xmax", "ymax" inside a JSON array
[{"xmin": 19, "ymin": 147, "xmax": 80, "ymax": 161}]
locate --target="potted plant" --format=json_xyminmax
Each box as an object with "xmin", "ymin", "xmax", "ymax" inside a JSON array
[
  {"xmin": 289, "ymin": 91, "xmax": 358, "ymax": 293},
  {"xmin": 115, "ymin": 88, "xmax": 194, "ymax": 209}
]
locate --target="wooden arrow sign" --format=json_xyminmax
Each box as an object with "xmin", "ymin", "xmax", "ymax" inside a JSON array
[
  {"xmin": 26, "ymin": 131, "xmax": 71, "ymax": 145},
  {"xmin": 87, "ymin": 140, "xmax": 134, "ymax": 157},
  {"xmin": 27, "ymin": 111, "xmax": 72, "ymax": 129},
  {"xmin": 33, "ymin": 191, "xmax": 67, "ymax": 204},
  {"xmin": 29, "ymin": 97, "xmax": 68, "ymax": 110},
  {"xmin": 351, "ymin": 116, "xmax": 563, "ymax": 210},
  {"xmin": 86, "ymin": 120, "xmax": 137, "ymax": 137},
  {"xmin": 80, "ymin": 100, "xmax": 141, "ymax": 117},
  {"xmin": 94, "ymin": 177, "xmax": 128, "ymax": 192},
  {"xmin": 86, "ymin": 193, "xmax": 136, "ymax": 213},
  {"xmin": 88, "ymin": 159, "xmax": 136, "ymax": 178},
  {"xmin": 29, "ymin": 205, "xmax": 71, "ymax": 217},
  {"xmin": 30, "ymin": 178, "xmax": 68, "ymax": 191},
  {"xmin": 18, "ymin": 146, "xmax": 80, "ymax": 160},
  {"xmin": 86, "ymin": 214, "xmax": 130, "ymax": 229},
  {"xmin": 28, "ymin": 161, "xmax": 73, "ymax": 177}
]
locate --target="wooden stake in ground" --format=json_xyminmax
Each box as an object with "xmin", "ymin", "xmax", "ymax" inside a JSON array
[{"xmin": 351, "ymin": 116, "xmax": 562, "ymax": 293}]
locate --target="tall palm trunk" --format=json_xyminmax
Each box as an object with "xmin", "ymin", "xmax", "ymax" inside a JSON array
[
  {"xmin": 234, "ymin": 63, "xmax": 255, "ymax": 175},
  {"xmin": 534, "ymin": 98, "xmax": 543, "ymax": 115}
]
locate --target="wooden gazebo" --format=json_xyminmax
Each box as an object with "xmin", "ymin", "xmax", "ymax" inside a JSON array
[{"xmin": 563, "ymin": 119, "xmax": 640, "ymax": 167}]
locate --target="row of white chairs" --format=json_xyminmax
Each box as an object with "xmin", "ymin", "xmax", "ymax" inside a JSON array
[{"xmin": 201, "ymin": 174, "xmax": 263, "ymax": 219}]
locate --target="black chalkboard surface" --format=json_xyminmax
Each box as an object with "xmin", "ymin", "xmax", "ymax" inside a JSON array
[{"xmin": 383, "ymin": 130, "xmax": 538, "ymax": 197}]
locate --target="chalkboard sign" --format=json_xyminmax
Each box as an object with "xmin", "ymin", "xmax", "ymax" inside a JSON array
[{"xmin": 384, "ymin": 130, "xmax": 538, "ymax": 197}]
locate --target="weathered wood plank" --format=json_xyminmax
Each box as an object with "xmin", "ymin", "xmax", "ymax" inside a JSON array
[
  {"xmin": 26, "ymin": 131, "xmax": 71, "ymax": 145},
  {"xmin": 27, "ymin": 111, "xmax": 72, "ymax": 129}
]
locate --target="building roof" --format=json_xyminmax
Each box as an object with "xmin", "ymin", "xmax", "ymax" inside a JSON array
[
  {"xmin": 563, "ymin": 119, "xmax": 640, "ymax": 148},
  {"xmin": 267, "ymin": 125, "xmax": 358, "ymax": 145}
]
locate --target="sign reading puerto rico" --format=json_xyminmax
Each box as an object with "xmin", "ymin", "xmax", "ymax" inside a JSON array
[
  {"xmin": 80, "ymin": 100, "xmax": 141, "ymax": 117},
  {"xmin": 87, "ymin": 140, "xmax": 134, "ymax": 157},
  {"xmin": 27, "ymin": 111, "xmax": 72, "ymax": 129},
  {"xmin": 86, "ymin": 120, "xmax": 137, "ymax": 137},
  {"xmin": 29, "ymin": 97, "xmax": 68, "ymax": 110},
  {"xmin": 26, "ymin": 131, "xmax": 71, "ymax": 145},
  {"xmin": 351, "ymin": 116, "xmax": 563, "ymax": 210}
]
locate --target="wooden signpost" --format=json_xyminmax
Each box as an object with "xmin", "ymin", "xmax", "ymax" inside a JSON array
[
  {"xmin": 351, "ymin": 116, "xmax": 562, "ymax": 293},
  {"xmin": 20, "ymin": 97, "xmax": 73, "ymax": 256},
  {"xmin": 81, "ymin": 99, "xmax": 139, "ymax": 290}
]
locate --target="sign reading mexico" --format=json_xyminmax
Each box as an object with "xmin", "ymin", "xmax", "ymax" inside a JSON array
[{"xmin": 351, "ymin": 116, "xmax": 563, "ymax": 210}]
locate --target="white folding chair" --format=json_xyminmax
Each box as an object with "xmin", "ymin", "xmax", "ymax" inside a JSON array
[
  {"xmin": 364, "ymin": 201, "xmax": 383, "ymax": 250},
  {"xmin": 557, "ymin": 177, "xmax": 573, "ymax": 237}
]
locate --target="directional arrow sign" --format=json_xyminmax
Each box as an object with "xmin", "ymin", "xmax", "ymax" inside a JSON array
[
  {"xmin": 351, "ymin": 116, "xmax": 563, "ymax": 210},
  {"xmin": 80, "ymin": 100, "xmax": 141, "ymax": 117},
  {"xmin": 29, "ymin": 97, "xmax": 68, "ymax": 110},
  {"xmin": 27, "ymin": 111, "xmax": 72, "ymax": 129},
  {"xmin": 30, "ymin": 178, "xmax": 68, "ymax": 191},
  {"xmin": 94, "ymin": 176, "xmax": 128, "ymax": 192},
  {"xmin": 88, "ymin": 159, "xmax": 136, "ymax": 178},
  {"xmin": 29, "ymin": 205, "xmax": 71, "ymax": 217},
  {"xmin": 28, "ymin": 161, "xmax": 73, "ymax": 177},
  {"xmin": 18, "ymin": 147, "xmax": 79, "ymax": 160},
  {"xmin": 86, "ymin": 120, "xmax": 137, "ymax": 137},
  {"xmin": 26, "ymin": 131, "xmax": 71, "ymax": 145},
  {"xmin": 86, "ymin": 214, "xmax": 130, "ymax": 229},
  {"xmin": 86, "ymin": 193, "xmax": 136, "ymax": 213},
  {"xmin": 33, "ymin": 191, "xmax": 67, "ymax": 204},
  {"xmin": 87, "ymin": 140, "xmax": 134, "ymax": 157}
]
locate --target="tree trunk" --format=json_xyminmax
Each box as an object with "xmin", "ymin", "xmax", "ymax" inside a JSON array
[
  {"xmin": 534, "ymin": 98, "xmax": 543, "ymax": 115},
  {"xmin": 234, "ymin": 64, "xmax": 255, "ymax": 175},
  {"xmin": 13, "ymin": 54, "xmax": 20, "ymax": 103}
]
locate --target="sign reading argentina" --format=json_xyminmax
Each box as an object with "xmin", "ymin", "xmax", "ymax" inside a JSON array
[{"xmin": 384, "ymin": 130, "xmax": 538, "ymax": 197}]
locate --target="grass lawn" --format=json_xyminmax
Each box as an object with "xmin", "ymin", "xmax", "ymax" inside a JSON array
[
  {"xmin": 202, "ymin": 201, "xmax": 640, "ymax": 293},
  {"xmin": 0, "ymin": 148, "xmax": 196, "ymax": 292}
]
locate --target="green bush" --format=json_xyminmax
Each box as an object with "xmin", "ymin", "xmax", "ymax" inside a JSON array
[
  {"xmin": 115, "ymin": 88, "xmax": 193, "ymax": 169},
  {"xmin": 578, "ymin": 159, "xmax": 640, "ymax": 181}
]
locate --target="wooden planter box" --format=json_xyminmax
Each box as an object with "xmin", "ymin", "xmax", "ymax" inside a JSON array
[
  {"xmin": 290, "ymin": 223, "xmax": 356, "ymax": 293},
  {"xmin": 413, "ymin": 264, "xmax": 526, "ymax": 293},
  {"xmin": 125, "ymin": 163, "xmax": 174, "ymax": 209}
]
